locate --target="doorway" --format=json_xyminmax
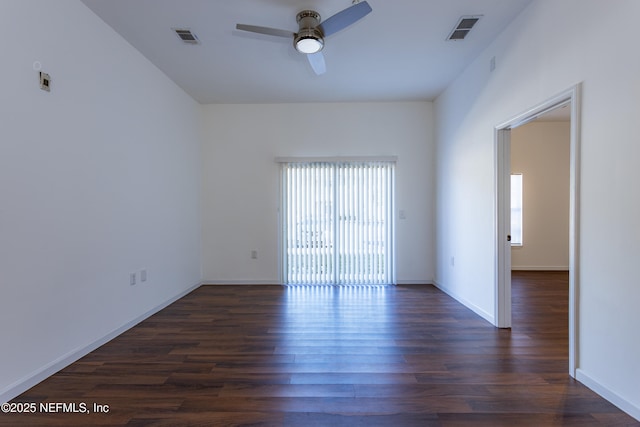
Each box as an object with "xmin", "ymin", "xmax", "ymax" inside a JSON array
[{"xmin": 495, "ymin": 84, "xmax": 581, "ymax": 377}]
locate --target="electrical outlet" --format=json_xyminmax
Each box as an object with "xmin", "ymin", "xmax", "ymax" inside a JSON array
[
  {"xmin": 39, "ymin": 71, "xmax": 51, "ymax": 92},
  {"xmin": 130, "ymin": 272, "xmax": 137, "ymax": 286},
  {"xmin": 141, "ymin": 269, "xmax": 147, "ymax": 282},
  {"xmin": 251, "ymin": 250, "xmax": 258, "ymax": 259}
]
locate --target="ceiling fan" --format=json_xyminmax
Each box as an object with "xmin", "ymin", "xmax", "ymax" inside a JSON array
[{"xmin": 235, "ymin": 1, "xmax": 372, "ymax": 75}]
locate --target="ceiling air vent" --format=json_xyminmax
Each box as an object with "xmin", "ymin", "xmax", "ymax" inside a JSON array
[
  {"xmin": 447, "ymin": 15, "xmax": 482, "ymax": 41},
  {"xmin": 173, "ymin": 28, "xmax": 199, "ymax": 44}
]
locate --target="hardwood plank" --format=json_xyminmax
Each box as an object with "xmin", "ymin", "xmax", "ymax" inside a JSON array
[
  {"xmin": 1, "ymin": 274, "xmax": 637, "ymax": 426},
  {"xmin": 218, "ymin": 383, "xmax": 356, "ymax": 398}
]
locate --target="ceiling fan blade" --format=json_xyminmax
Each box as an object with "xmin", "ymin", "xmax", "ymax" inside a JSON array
[
  {"xmin": 318, "ymin": 1, "xmax": 372, "ymax": 37},
  {"xmin": 235, "ymin": 24, "xmax": 294, "ymax": 39},
  {"xmin": 307, "ymin": 52, "xmax": 326, "ymax": 75}
]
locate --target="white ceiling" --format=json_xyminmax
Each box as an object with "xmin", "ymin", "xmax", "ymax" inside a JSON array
[{"xmin": 81, "ymin": 0, "xmax": 533, "ymax": 104}]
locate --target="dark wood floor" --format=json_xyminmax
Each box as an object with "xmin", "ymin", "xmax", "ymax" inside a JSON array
[{"xmin": 2, "ymin": 271, "xmax": 638, "ymax": 426}]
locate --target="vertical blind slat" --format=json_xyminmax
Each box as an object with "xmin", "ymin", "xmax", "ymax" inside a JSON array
[{"xmin": 282, "ymin": 161, "xmax": 394, "ymax": 285}]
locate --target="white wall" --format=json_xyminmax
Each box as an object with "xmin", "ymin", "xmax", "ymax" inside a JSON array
[
  {"xmin": 0, "ymin": 0, "xmax": 202, "ymax": 401},
  {"xmin": 201, "ymin": 102, "xmax": 434, "ymax": 285},
  {"xmin": 511, "ymin": 121, "xmax": 570, "ymax": 270},
  {"xmin": 435, "ymin": 0, "xmax": 639, "ymax": 419}
]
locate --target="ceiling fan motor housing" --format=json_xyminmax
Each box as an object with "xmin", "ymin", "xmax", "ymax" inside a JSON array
[{"xmin": 294, "ymin": 10, "xmax": 324, "ymax": 53}]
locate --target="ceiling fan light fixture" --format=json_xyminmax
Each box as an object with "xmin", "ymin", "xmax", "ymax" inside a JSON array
[
  {"xmin": 295, "ymin": 34, "xmax": 324, "ymax": 54},
  {"xmin": 294, "ymin": 10, "xmax": 324, "ymax": 54}
]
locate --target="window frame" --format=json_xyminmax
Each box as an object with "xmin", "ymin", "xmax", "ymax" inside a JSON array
[{"xmin": 510, "ymin": 173, "xmax": 523, "ymax": 246}]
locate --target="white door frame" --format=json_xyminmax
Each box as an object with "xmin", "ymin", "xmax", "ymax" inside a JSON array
[{"xmin": 495, "ymin": 83, "xmax": 581, "ymax": 377}]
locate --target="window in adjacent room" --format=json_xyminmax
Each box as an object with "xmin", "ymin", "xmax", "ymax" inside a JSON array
[{"xmin": 511, "ymin": 173, "xmax": 523, "ymax": 246}]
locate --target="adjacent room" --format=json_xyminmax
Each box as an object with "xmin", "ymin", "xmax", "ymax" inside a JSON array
[{"xmin": 1, "ymin": 0, "xmax": 638, "ymax": 424}]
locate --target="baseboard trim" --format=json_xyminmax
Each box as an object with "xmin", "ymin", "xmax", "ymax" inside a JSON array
[
  {"xmin": 432, "ymin": 280, "xmax": 495, "ymax": 325},
  {"xmin": 0, "ymin": 282, "xmax": 201, "ymax": 404},
  {"xmin": 203, "ymin": 280, "xmax": 434, "ymax": 286},
  {"xmin": 511, "ymin": 266, "xmax": 569, "ymax": 271},
  {"xmin": 202, "ymin": 280, "xmax": 280, "ymax": 285},
  {"xmin": 576, "ymin": 369, "xmax": 640, "ymax": 421},
  {"xmin": 396, "ymin": 280, "xmax": 434, "ymax": 285}
]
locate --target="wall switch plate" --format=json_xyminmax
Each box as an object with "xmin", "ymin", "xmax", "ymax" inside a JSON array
[
  {"xmin": 251, "ymin": 250, "xmax": 258, "ymax": 259},
  {"xmin": 39, "ymin": 71, "xmax": 51, "ymax": 92},
  {"xmin": 130, "ymin": 272, "xmax": 136, "ymax": 286},
  {"xmin": 141, "ymin": 269, "xmax": 147, "ymax": 282}
]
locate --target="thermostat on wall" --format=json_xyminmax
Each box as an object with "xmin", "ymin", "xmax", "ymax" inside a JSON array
[{"xmin": 39, "ymin": 71, "xmax": 51, "ymax": 92}]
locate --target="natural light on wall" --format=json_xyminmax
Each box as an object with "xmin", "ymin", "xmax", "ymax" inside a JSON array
[
  {"xmin": 279, "ymin": 160, "xmax": 396, "ymax": 285},
  {"xmin": 511, "ymin": 173, "xmax": 523, "ymax": 246}
]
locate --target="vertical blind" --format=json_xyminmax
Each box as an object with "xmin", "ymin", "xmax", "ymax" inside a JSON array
[{"xmin": 280, "ymin": 160, "xmax": 395, "ymax": 285}]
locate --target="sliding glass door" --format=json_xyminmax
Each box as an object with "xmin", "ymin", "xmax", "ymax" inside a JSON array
[{"xmin": 280, "ymin": 160, "xmax": 395, "ymax": 285}]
